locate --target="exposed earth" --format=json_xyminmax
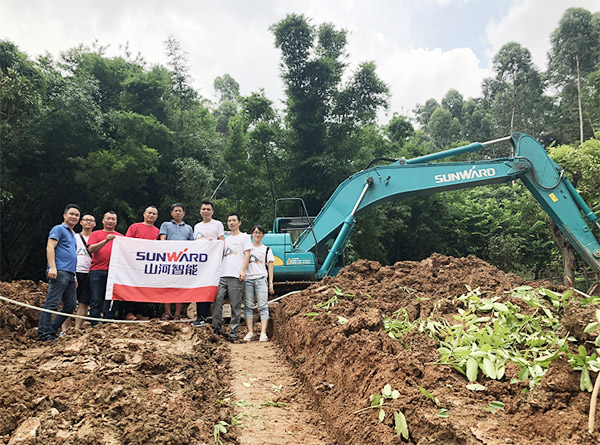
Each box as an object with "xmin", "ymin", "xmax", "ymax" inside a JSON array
[{"xmin": 1, "ymin": 253, "xmax": 599, "ymax": 444}]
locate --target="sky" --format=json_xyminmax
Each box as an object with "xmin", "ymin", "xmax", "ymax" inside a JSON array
[{"xmin": 2, "ymin": 0, "xmax": 599, "ymax": 119}]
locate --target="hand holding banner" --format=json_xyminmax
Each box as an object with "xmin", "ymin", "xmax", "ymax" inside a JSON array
[{"xmin": 106, "ymin": 237, "xmax": 223, "ymax": 303}]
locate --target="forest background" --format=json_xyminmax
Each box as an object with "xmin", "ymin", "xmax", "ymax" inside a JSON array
[{"xmin": 1, "ymin": 8, "xmax": 599, "ymax": 288}]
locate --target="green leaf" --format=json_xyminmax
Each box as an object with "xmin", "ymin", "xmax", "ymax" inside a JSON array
[
  {"xmin": 493, "ymin": 302, "xmax": 509, "ymax": 312},
  {"xmin": 418, "ymin": 387, "xmax": 439, "ymax": 406},
  {"xmin": 394, "ymin": 410, "xmax": 409, "ymax": 439},
  {"xmin": 382, "ymin": 384, "xmax": 392, "ymax": 398},
  {"xmin": 391, "ymin": 390, "xmax": 400, "ymax": 399},
  {"xmin": 466, "ymin": 383, "xmax": 486, "ymax": 391},
  {"xmin": 584, "ymin": 322, "xmax": 599, "ymax": 334},
  {"xmin": 482, "ymin": 358, "xmax": 497, "ymax": 379},
  {"xmin": 580, "ymin": 367, "xmax": 593, "ymax": 392},
  {"xmin": 489, "ymin": 401, "xmax": 504, "ymax": 409},
  {"xmin": 436, "ymin": 408, "xmax": 449, "ymax": 418},
  {"xmin": 466, "ymin": 357, "xmax": 479, "ymax": 382},
  {"xmin": 337, "ymin": 315, "xmax": 348, "ymax": 325},
  {"xmin": 370, "ymin": 394, "xmax": 382, "ymax": 407},
  {"xmin": 454, "ymin": 346, "xmax": 471, "ymax": 357},
  {"xmin": 378, "ymin": 408, "xmax": 385, "ymax": 422}
]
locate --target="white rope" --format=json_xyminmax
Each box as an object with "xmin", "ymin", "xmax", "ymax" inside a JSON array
[
  {"xmin": 0, "ymin": 289, "xmax": 303, "ymax": 324},
  {"xmin": 268, "ymin": 290, "xmax": 302, "ymax": 304},
  {"xmin": 0, "ymin": 294, "xmax": 194, "ymax": 323}
]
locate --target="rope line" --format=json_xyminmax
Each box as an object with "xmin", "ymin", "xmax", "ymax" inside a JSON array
[
  {"xmin": 0, "ymin": 294, "xmax": 194, "ymax": 323},
  {"xmin": 0, "ymin": 289, "xmax": 301, "ymax": 324}
]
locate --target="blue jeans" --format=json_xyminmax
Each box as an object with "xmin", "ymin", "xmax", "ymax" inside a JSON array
[
  {"xmin": 38, "ymin": 270, "xmax": 76, "ymax": 340},
  {"xmin": 244, "ymin": 277, "xmax": 269, "ymax": 321},
  {"xmin": 89, "ymin": 270, "xmax": 108, "ymax": 326}
]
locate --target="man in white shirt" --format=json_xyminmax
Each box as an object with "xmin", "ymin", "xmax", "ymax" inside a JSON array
[
  {"xmin": 211, "ymin": 213, "xmax": 251, "ymax": 342},
  {"xmin": 70, "ymin": 212, "xmax": 96, "ymax": 331},
  {"xmin": 192, "ymin": 201, "xmax": 225, "ymax": 327}
]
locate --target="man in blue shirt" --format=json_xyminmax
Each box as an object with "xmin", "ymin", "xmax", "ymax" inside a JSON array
[
  {"xmin": 159, "ymin": 203, "xmax": 194, "ymax": 320},
  {"xmin": 38, "ymin": 204, "xmax": 81, "ymax": 343}
]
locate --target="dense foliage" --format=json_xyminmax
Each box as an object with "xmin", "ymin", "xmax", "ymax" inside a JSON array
[{"xmin": 1, "ymin": 10, "xmax": 599, "ymax": 285}]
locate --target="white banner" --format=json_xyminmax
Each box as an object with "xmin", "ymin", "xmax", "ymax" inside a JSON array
[{"xmin": 106, "ymin": 237, "xmax": 223, "ymax": 302}]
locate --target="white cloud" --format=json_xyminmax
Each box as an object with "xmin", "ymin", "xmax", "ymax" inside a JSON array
[
  {"xmin": 485, "ymin": 0, "xmax": 600, "ymax": 70},
  {"xmin": 1, "ymin": 0, "xmax": 598, "ymax": 122}
]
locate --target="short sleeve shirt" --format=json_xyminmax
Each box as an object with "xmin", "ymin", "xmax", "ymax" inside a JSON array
[
  {"xmin": 75, "ymin": 232, "xmax": 92, "ymax": 273},
  {"xmin": 221, "ymin": 233, "xmax": 252, "ymax": 278},
  {"xmin": 194, "ymin": 219, "xmax": 225, "ymax": 240},
  {"xmin": 246, "ymin": 244, "xmax": 275, "ymax": 280},
  {"xmin": 126, "ymin": 222, "xmax": 160, "ymax": 240},
  {"xmin": 87, "ymin": 230, "xmax": 124, "ymax": 271},
  {"xmin": 48, "ymin": 223, "xmax": 77, "ymax": 273},
  {"xmin": 159, "ymin": 220, "xmax": 194, "ymax": 240}
]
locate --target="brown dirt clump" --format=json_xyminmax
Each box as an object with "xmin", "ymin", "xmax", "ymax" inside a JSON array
[
  {"xmin": 0, "ymin": 281, "xmax": 48, "ymax": 345},
  {"xmin": 2, "ymin": 253, "xmax": 598, "ymax": 444},
  {"xmin": 271, "ymin": 253, "xmax": 599, "ymax": 444},
  {"xmin": 0, "ymin": 313, "xmax": 235, "ymax": 444}
]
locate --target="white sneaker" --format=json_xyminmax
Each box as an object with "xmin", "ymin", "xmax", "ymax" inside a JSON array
[
  {"xmin": 243, "ymin": 332, "xmax": 254, "ymax": 342},
  {"xmin": 259, "ymin": 333, "xmax": 268, "ymax": 342}
]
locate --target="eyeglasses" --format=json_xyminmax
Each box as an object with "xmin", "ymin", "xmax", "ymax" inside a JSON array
[{"xmin": 81, "ymin": 219, "xmax": 96, "ymax": 223}]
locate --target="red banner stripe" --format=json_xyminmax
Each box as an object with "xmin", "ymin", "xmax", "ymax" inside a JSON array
[{"xmin": 112, "ymin": 284, "xmax": 218, "ymax": 303}]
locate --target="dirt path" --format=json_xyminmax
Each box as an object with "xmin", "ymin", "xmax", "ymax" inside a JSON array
[{"xmin": 228, "ymin": 341, "xmax": 332, "ymax": 445}]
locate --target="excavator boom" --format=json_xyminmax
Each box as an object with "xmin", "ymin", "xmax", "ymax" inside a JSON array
[{"xmin": 265, "ymin": 133, "xmax": 600, "ymax": 284}]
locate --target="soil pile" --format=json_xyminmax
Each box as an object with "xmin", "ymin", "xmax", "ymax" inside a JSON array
[
  {"xmin": 0, "ymin": 296, "xmax": 234, "ymax": 445},
  {"xmin": 1, "ymin": 253, "xmax": 597, "ymax": 444},
  {"xmin": 271, "ymin": 253, "xmax": 597, "ymax": 444},
  {"xmin": 0, "ymin": 281, "xmax": 48, "ymax": 344}
]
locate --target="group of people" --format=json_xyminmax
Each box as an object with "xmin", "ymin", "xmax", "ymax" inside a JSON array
[{"xmin": 38, "ymin": 201, "xmax": 274, "ymax": 344}]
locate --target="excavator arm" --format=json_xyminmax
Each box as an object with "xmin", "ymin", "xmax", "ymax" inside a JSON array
[{"xmin": 287, "ymin": 133, "xmax": 600, "ymax": 280}]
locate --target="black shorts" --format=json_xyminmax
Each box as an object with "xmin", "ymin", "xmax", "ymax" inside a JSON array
[{"xmin": 76, "ymin": 272, "xmax": 91, "ymax": 305}]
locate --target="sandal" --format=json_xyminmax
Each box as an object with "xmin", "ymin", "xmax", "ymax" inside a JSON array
[
  {"xmin": 173, "ymin": 315, "xmax": 181, "ymax": 321},
  {"xmin": 161, "ymin": 313, "xmax": 173, "ymax": 321}
]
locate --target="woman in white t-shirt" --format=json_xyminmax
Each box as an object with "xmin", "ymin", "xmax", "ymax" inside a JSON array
[{"xmin": 243, "ymin": 225, "xmax": 274, "ymax": 342}]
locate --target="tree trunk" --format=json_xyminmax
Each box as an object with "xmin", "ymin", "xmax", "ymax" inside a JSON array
[
  {"xmin": 576, "ymin": 55, "xmax": 584, "ymax": 148},
  {"xmin": 548, "ymin": 218, "xmax": 576, "ymax": 287}
]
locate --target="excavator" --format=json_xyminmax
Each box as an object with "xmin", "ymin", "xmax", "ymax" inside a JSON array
[{"xmin": 263, "ymin": 133, "xmax": 600, "ymax": 295}]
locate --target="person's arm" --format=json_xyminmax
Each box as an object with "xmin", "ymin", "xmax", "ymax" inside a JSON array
[
  {"xmin": 267, "ymin": 261, "xmax": 274, "ymax": 294},
  {"xmin": 217, "ymin": 235, "xmax": 224, "ymax": 241},
  {"xmin": 88, "ymin": 234, "xmax": 115, "ymax": 253},
  {"xmin": 239, "ymin": 249, "xmax": 250, "ymax": 281},
  {"xmin": 159, "ymin": 234, "xmax": 167, "ymax": 240},
  {"xmin": 46, "ymin": 238, "xmax": 59, "ymax": 279}
]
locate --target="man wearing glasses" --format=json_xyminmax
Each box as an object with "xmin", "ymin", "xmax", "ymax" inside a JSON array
[{"xmin": 61, "ymin": 212, "xmax": 96, "ymax": 332}]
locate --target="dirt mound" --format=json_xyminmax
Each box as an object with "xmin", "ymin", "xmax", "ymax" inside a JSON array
[
  {"xmin": 0, "ymin": 320, "xmax": 235, "ymax": 444},
  {"xmin": 271, "ymin": 254, "xmax": 597, "ymax": 444},
  {"xmin": 1, "ymin": 253, "xmax": 596, "ymax": 444},
  {"xmin": 0, "ymin": 281, "xmax": 47, "ymax": 345}
]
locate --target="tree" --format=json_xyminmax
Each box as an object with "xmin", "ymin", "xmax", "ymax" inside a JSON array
[
  {"xmin": 482, "ymin": 42, "xmax": 546, "ymax": 142},
  {"xmin": 461, "ymin": 98, "xmax": 492, "ymax": 143},
  {"xmin": 548, "ymin": 138, "xmax": 600, "ymax": 289},
  {"xmin": 548, "ymin": 8, "xmax": 600, "ymax": 146},
  {"xmin": 427, "ymin": 107, "xmax": 461, "ymax": 148},
  {"xmin": 213, "ymin": 74, "xmax": 241, "ymax": 137},
  {"xmin": 385, "ymin": 113, "xmax": 414, "ymax": 149},
  {"xmin": 441, "ymin": 89, "xmax": 464, "ymax": 122},
  {"xmin": 413, "ymin": 98, "xmax": 440, "ymax": 127},
  {"xmin": 271, "ymin": 14, "xmax": 389, "ymax": 213}
]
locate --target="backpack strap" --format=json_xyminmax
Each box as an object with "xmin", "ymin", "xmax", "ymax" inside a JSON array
[
  {"xmin": 265, "ymin": 246, "xmax": 270, "ymax": 271},
  {"xmin": 79, "ymin": 233, "xmax": 92, "ymax": 257}
]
